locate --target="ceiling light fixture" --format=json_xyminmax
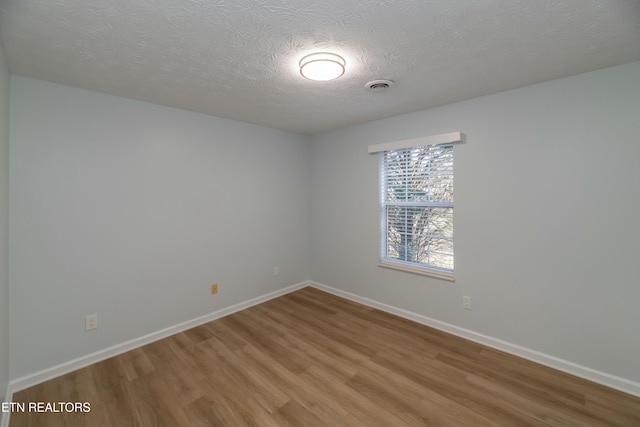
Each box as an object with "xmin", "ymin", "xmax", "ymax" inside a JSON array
[{"xmin": 299, "ymin": 52, "xmax": 346, "ymax": 81}]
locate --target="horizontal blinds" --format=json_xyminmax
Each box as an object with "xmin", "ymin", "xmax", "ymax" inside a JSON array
[
  {"xmin": 382, "ymin": 143, "xmax": 453, "ymax": 204},
  {"xmin": 380, "ymin": 142, "xmax": 454, "ymax": 272}
]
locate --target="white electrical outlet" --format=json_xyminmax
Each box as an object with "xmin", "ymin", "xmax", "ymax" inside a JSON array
[
  {"xmin": 85, "ymin": 314, "xmax": 98, "ymax": 331},
  {"xmin": 273, "ymin": 266, "xmax": 280, "ymax": 277},
  {"xmin": 462, "ymin": 296, "xmax": 472, "ymax": 310}
]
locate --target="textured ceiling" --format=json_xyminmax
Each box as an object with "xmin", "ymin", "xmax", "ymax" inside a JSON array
[{"xmin": 1, "ymin": 0, "xmax": 639, "ymax": 134}]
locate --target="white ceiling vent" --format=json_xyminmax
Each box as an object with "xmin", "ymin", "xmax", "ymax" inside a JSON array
[{"xmin": 366, "ymin": 79, "xmax": 395, "ymax": 92}]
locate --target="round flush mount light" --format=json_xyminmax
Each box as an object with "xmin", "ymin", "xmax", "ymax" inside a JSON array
[{"xmin": 299, "ymin": 52, "xmax": 346, "ymax": 81}]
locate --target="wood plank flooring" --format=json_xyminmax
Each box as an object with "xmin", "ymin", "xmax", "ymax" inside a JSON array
[{"xmin": 10, "ymin": 287, "xmax": 640, "ymax": 426}]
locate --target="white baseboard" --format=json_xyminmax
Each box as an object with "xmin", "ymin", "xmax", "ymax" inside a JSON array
[
  {"xmin": 309, "ymin": 281, "xmax": 640, "ymax": 398},
  {"xmin": 7, "ymin": 279, "xmax": 639, "ymax": 403},
  {"xmin": 1, "ymin": 382, "xmax": 11, "ymax": 427},
  {"xmin": 9, "ymin": 281, "xmax": 308, "ymax": 394}
]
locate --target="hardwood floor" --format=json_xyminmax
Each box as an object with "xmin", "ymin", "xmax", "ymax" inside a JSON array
[{"xmin": 10, "ymin": 287, "xmax": 640, "ymax": 426}]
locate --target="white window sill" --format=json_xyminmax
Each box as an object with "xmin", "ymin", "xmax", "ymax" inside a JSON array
[{"xmin": 378, "ymin": 260, "xmax": 455, "ymax": 282}]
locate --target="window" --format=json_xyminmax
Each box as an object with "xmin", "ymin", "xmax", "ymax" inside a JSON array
[{"xmin": 369, "ymin": 132, "xmax": 460, "ymax": 280}]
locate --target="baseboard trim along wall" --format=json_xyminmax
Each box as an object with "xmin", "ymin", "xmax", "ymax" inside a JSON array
[
  {"xmin": 308, "ymin": 281, "xmax": 640, "ymax": 398},
  {"xmin": 7, "ymin": 279, "xmax": 639, "ymax": 403},
  {"xmin": 9, "ymin": 281, "xmax": 308, "ymax": 394}
]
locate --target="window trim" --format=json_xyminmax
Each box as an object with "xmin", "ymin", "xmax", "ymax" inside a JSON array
[
  {"xmin": 369, "ymin": 131, "xmax": 463, "ymax": 281},
  {"xmin": 367, "ymin": 131, "xmax": 462, "ymax": 154},
  {"xmin": 378, "ymin": 259, "xmax": 455, "ymax": 281}
]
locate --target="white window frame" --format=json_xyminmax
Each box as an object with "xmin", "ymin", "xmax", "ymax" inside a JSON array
[{"xmin": 369, "ymin": 132, "xmax": 462, "ymax": 281}]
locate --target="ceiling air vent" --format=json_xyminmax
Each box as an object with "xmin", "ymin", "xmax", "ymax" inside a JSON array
[{"xmin": 366, "ymin": 79, "xmax": 395, "ymax": 92}]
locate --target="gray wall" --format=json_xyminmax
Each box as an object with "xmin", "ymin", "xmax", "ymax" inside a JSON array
[
  {"xmin": 0, "ymin": 42, "xmax": 10, "ymax": 399},
  {"xmin": 309, "ymin": 61, "xmax": 640, "ymax": 383},
  {"xmin": 9, "ymin": 77, "xmax": 310, "ymax": 378},
  {"xmin": 6, "ymin": 61, "xmax": 640, "ymax": 387}
]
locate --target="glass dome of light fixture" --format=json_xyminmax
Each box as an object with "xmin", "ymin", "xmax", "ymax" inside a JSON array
[{"xmin": 299, "ymin": 52, "xmax": 346, "ymax": 81}]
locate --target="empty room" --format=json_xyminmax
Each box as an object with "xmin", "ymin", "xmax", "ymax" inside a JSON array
[{"xmin": 1, "ymin": 1, "xmax": 640, "ymax": 426}]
